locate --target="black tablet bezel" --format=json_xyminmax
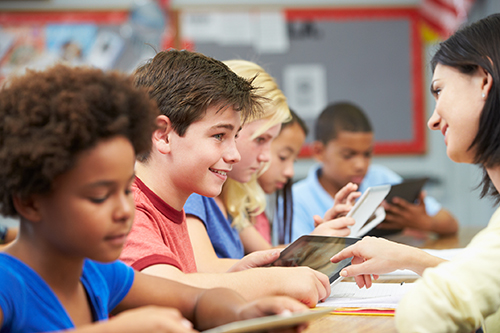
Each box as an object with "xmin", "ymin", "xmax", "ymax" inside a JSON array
[
  {"xmin": 270, "ymin": 235, "xmax": 360, "ymax": 284},
  {"xmin": 385, "ymin": 177, "xmax": 429, "ymax": 204}
]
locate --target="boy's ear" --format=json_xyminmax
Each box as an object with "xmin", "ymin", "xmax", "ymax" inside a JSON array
[
  {"xmin": 153, "ymin": 115, "xmax": 173, "ymax": 155},
  {"xmin": 12, "ymin": 195, "xmax": 42, "ymax": 223},
  {"xmin": 311, "ymin": 141, "xmax": 326, "ymax": 162}
]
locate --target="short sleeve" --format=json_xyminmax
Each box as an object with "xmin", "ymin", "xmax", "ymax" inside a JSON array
[
  {"xmin": 120, "ymin": 208, "xmax": 184, "ymax": 271},
  {"xmin": 92, "ymin": 261, "xmax": 135, "ymax": 311},
  {"xmin": 184, "ymin": 194, "xmax": 209, "ymax": 228}
]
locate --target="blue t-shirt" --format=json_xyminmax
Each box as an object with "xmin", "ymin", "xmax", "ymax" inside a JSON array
[
  {"xmin": 184, "ymin": 194, "xmax": 244, "ymax": 259},
  {"xmin": 290, "ymin": 164, "xmax": 442, "ymax": 242},
  {"xmin": 0, "ymin": 253, "xmax": 134, "ymax": 333}
]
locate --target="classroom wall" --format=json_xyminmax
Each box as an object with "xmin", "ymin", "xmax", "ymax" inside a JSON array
[
  {"xmin": 295, "ymin": 0, "xmax": 500, "ymax": 228},
  {"xmin": 1, "ymin": 0, "xmax": 499, "ymax": 229},
  {"xmin": 171, "ymin": 0, "xmax": 500, "ymax": 228}
]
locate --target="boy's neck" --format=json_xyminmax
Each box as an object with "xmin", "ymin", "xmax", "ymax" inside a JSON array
[
  {"xmin": 317, "ymin": 171, "xmax": 342, "ymax": 200},
  {"xmin": 135, "ymin": 160, "xmax": 188, "ymax": 211}
]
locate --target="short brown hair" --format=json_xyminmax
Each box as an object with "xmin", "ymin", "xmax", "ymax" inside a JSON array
[
  {"xmin": 133, "ymin": 50, "xmax": 262, "ymax": 154},
  {"xmin": 0, "ymin": 64, "xmax": 159, "ymax": 217}
]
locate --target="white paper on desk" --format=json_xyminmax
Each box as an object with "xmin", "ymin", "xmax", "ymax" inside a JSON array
[
  {"xmin": 381, "ymin": 248, "xmax": 464, "ymax": 277},
  {"xmin": 317, "ymin": 282, "xmax": 415, "ymax": 309}
]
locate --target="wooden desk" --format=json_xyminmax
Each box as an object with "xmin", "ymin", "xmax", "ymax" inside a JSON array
[{"xmin": 304, "ymin": 226, "xmax": 483, "ymax": 333}]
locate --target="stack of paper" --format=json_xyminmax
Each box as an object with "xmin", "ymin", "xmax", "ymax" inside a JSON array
[{"xmin": 317, "ymin": 281, "xmax": 415, "ymax": 314}]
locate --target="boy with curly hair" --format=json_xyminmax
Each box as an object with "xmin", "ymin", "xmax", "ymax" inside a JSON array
[
  {"xmin": 120, "ymin": 49, "xmax": 330, "ymax": 306},
  {"xmin": 0, "ymin": 64, "xmax": 308, "ymax": 332}
]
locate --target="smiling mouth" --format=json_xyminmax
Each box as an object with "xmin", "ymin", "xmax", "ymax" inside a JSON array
[
  {"xmin": 441, "ymin": 125, "xmax": 448, "ymax": 137},
  {"xmin": 209, "ymin": 168, "xmax": 227, "ymax": 176}
]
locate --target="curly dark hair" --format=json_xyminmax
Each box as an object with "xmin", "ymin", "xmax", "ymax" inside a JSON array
[
  {"xmin": 0, "ymin": 64, "xmax": 159, "ymax": 217},
  {"xmin": 134, "ymin": 49, "xmax": 263, "ymax": 161}
]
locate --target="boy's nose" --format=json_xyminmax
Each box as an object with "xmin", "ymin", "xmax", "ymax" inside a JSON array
[{"xmin": 224, "ymin": 142, "xmax": 241, "ymax": 164}]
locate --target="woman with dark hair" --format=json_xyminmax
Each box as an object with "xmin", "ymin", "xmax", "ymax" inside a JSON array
[{"xmin": 331, "ymin": 13, "xmax": 500, "ymax": 332}]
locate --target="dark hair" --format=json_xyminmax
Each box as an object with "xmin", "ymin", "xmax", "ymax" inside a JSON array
[
  {"xmin": 283, "ymin": 109, "xmax": 309, "ymax": 136},
  {"xmin": 314, "ymin": 102, "xmax": 372, "ymax": 144},
  {"xmin": 133, "ymin": 49, "xmax": 263, "ymax": 160},
  {"xmin": 275, "ymin": 109, "xmax": 308, "ymax": 245},
  {"xmin": 431, "ymin": 13, "xmax": 500, "ymax": 201},
  {"xmin": 0, "ymin": 64, "xmax": 159, "ymax": 218}
]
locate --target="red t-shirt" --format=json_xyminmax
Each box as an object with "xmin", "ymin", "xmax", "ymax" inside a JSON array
[{"xmin": 120, "ymin": 178, "xmax": 197, "ymax": 273}]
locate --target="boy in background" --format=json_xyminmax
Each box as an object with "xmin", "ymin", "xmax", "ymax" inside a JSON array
[
  {"xmin": 120, "ymin": 49, "xmax": 330, "ymax": 307},
  {"xmin": 292, "ymin": 101, "xmax": 458, "ymax": 241}
]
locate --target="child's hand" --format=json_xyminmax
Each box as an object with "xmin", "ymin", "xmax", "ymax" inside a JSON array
[
  {"xmin": 269, "ymin": 266, "xmax": 331, "ymax": 306},
  {"xmin": 310, "ymin": 216, "xmax": 355, "ymax": 237},
  {"xmin": 314, "ymin": 183, "xmax": 360, "ymax": 227},
  {"xmin": 380, "ymin": 191, "xmax": 430, "ymax": 230},
  {"xmin": 227, "ymin": 249, "xmax": 281, "ymax": 272},
  {"xmin": 106, "ymin": 306, "xmax": 196, "ymax": 333},
  {"xmin": 236, "ymin": 296, "xmax": 310, "ymax": 332}
]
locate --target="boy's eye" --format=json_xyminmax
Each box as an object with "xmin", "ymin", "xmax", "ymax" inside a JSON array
[{"xmin": 342, "ymin": 153, "xmax": 354, "ymax": 159}]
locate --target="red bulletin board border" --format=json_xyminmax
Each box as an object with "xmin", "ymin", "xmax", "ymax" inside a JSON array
[
  {"xmin": 287, "ymin": 7, "xmax": 425, "ymax": 156},
  {"xmin": 0, "ymin": 11, "xmax": 129, "ymax": 25}
]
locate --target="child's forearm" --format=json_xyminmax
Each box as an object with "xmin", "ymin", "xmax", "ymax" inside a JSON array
[
  {"xmin": 192, "ymin": 288, "xmax": 245, "ymax": 331},
  {"xmin": 428, "ymin": 209, "xmax": 458, "ymax": 236}
]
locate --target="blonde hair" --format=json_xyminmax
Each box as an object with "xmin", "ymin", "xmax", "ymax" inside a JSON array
[{"xmin": 221, "ymin": 60, "xmax": 291, "ymax": 230}]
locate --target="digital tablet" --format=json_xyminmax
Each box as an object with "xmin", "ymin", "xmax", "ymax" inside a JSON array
[
  {"xmin": 201, "ymin": 307, "xmax": 335, "ymax": 333},
  {"xmin": 384, "ymin": 177, "xmax": 429, "ymax": 204},
  {"xmin": 269, "ymin": 235, "xmax": 360, "ymax": 285},
  {"xmin": 347, "ymin": 184, "xmax": 391, "ymax": 237}
]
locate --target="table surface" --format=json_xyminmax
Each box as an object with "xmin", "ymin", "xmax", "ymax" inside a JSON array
[{"xmin": 303, "ymin": 226, "xmax": 483, "ymax": 333}]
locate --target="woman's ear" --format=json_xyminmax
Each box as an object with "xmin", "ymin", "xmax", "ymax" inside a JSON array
[
  {"xmin": 12, "ymin": 195, "xmax": 42, "ymax": 223},
  {"xmin": 153, "ymin": 115, "xmax": 173, "ymax": 155},
  {"xmin": 479, "ymin": 66, "xmax": 493, "ymax": 98}
]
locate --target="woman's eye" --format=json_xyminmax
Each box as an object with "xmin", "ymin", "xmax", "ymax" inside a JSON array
[
  {"xmin": 431, "ymin": 87, "xmax": 441, "ymax": 97},
  {"xmin": 214, "ymin": 133, "xmax": 224, "ymax": 141}
]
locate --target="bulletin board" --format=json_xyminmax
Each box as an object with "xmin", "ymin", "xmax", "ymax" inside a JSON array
[
  {"xmin": 181, "ymin": 7, "xmax": 425, "ymax": 155},
  {"xmin": 0, "ymin": 6, "xmax": 169, "ymax": 83}
]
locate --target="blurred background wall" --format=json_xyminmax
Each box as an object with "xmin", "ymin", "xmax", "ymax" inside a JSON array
[{"xmin": 0, "ymin": 0, "xmax": 499, "ymax": 229}]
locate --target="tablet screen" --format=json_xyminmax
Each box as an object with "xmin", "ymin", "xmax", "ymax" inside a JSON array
[{"xmin": 270, "ymin": 235, "xmax": 360, "ymax": 284}]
